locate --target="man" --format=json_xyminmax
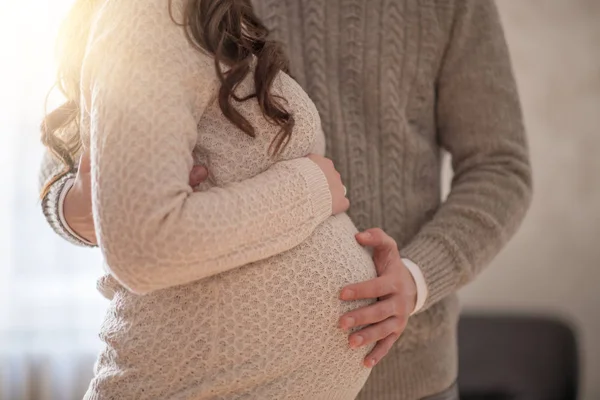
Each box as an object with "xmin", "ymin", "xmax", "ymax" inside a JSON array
[{"xmin": 39, "ymin": 0, "xmax": 531, "ymax": 398}]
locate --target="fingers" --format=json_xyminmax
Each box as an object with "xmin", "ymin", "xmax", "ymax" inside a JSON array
[
  {"xmin": 336, "ymin": 194, "xmax": 351, "ymax": 214},
  {"xmin": 355, "ymin": 228, "xmax": 400, "ymax": 274},
  {"xmin": 339, "ymin": 298, "xmax": 400, "ymax": 330},
  {"xmin": 348, "ymin": 316, "xmax": 406, "ymax": 350},
  {"xmin": 363, "ymin": 333, "xmax": 400, "ymax": 368},
  {"xmin": 342, "ymin": 227, "xmax": 409, "ymax": 368},
  {"xmin": 189, "ymin": 165, "xmax": 209, "ymax": 187},
  {"xmin": 340, "ymin": 276, "xmax": 395, "ymax": 301},
  {"xmin": 355, "ymin": 228, "xmax": 398, "ymax": 254}
]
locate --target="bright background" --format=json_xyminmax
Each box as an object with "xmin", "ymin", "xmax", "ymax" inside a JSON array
[
  {"xmin": 459, "ymin": 3, "xmax": 600, "ymax": 400},
  {"xmin": 0, "ymin": 1, "xmax": 598, "ymax": 399},
  {"xmin": 0, "ymin": 2, "xmax": 106, "ymax": 398}
]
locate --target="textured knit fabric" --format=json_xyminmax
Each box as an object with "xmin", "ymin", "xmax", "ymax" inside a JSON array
[
  {"xmin": 65, "ymin": 0, "xmax": 378, "ymax": 398},
  {"xmin": 38, "ymin": 0, "xmax": 532, "ymax": 399},
  {"xmin": 39, "ymin": 153, "xmax": 95, "ymax": 248}
]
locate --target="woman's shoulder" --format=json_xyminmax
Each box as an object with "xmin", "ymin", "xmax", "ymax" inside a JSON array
[
  {"xmin": 92, "ymin": 0, "xmax": 186, "ymax": 25},
  {"xmin": 80, "ymin": 0, "xmax": 219, "ymax": 117},
  {"xmin": 84, "ymin": 0, "xmax": 216, "ymax": 79},
  {"xmin": 88, "ymin": 0, "xmax": 209, "ymax": 61}
]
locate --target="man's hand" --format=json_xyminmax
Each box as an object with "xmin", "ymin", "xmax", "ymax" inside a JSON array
[
  {"xmin": 338, "ymin": 228, "xmax": 417, "ymax": 368},
  {"xmin": 63, "ymin": 151, "xmax": 97, "ymax": 244},
  {"xmin": 62, "ymin": 151, "xmax": 209, "ymax": 244}
]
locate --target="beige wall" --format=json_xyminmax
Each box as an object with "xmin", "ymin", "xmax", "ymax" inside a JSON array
[{"xmin": 456, "ymin": 1, "xmax": 600, "ymax": 399}]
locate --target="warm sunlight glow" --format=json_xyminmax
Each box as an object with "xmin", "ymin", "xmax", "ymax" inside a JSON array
[
  {"xmin": 0, "ymin": 0, "xmax": 75, "ymax": 115},
  {"xmin": 0, "ymin": 1, "xmax": 76, "ymax": 254},
  {"xmin": 0, "ymin": 0, "xmax": 108, "ymax": 359}
]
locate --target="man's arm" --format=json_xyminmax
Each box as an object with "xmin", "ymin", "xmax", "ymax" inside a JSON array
[
  {"xmin": 39, "ymin": 150, "xmax": 96, "ymax": 247},
  {"xmin": 401, "ymin": 0, "xmax": 533, "ymax": 310}
]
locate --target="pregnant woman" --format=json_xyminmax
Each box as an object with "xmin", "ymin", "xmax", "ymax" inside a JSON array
[{"xmin": 40, "ymin": 0, "xmax": 376, "ymax": 398}]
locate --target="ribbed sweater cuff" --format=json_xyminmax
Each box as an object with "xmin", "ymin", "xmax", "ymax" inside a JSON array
[
  {"xmin": 291, "ymin": 157, "xmax": 332, "ymax": 225},
  {"xmin": 41, "ymin": 173, "xmax": 97, "ymax": 248},
  {"xmin": 58, "ymin": 178, "xmax": 97, "ymax": 246},
  {"xmin": 401, "ymin": 233, "xmax": 463, "ymax": 310}
]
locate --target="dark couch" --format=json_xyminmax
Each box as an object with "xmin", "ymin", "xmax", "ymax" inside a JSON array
[{"xmin": 458, "ymin": 315, "xmax": 579, "ymax": 400}]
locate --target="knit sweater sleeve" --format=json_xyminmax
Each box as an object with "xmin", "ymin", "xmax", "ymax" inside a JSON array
[
  {"xmin": 84, "ymin": 0, "xmax": 331, "ymax": 295},
  {"xmin": 39, "ymin": 150, "xmax": 96, "ymax": 247},
  {"xmin": 401, "ymin": 0, "xmax": 532, "ymax": 310}
]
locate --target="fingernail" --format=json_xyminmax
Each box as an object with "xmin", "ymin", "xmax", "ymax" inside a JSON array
[
  {"xmin": 368, "ymin": 358, "xmax": 377, "ymax": 368},
  {"xmin": 358, "ymin": 232, "xmax": 371, "ymax": 239},
  {"xmin": 351, "ymin": 335, "xmax": 364, "ymax": 348},
  {"xmin": 342, "ymin": 317, "xmax": 355, "ymax": 330},
  {"xmin": 341, "ymin": 289, "xmax": 355, "ymax": 300},
  {"xmin": 195, "ymin": 168, "xmax": 208, "ymax": 180}
]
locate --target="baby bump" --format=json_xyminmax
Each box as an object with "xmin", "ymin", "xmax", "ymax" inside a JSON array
[
  {"xmin": 210, "ymin": 213, "xmax": 378, "ymax": 385},
  {"xmin": 95, "ymin": 214, "xmax": 376, "ymax": 397}
]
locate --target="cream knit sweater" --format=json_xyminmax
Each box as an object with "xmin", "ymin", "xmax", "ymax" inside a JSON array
[
  {"xmin": 60, "ymin": 0, "xmax": 378, "ymax": 398},
  {"xmin": 40, "ymin": 1, "xmax": 532, "ymax": 399}
]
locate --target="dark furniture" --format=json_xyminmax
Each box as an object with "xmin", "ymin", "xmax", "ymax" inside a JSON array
[{"xmin": 458, "ymin": 315, "xmax": 579, "ymax": 400}]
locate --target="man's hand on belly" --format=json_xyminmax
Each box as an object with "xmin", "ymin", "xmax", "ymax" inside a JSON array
[{"xmin": 338, "ymin": 228, "xmax": 417, "ymax": 368}]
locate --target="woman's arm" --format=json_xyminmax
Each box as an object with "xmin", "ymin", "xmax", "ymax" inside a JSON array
[
  {"xmin": 85, "ymin": 0, "xmax": 332, "ymax": 295},
  {"xmin": 401, "ymin": 0, "xmax": 533, "ymax": 310}
]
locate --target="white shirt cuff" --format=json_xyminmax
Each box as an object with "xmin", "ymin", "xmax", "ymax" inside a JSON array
[
  {"xmin": 401, "ymin": 258, "xmax": 428, "ymax": 315},
  {"xmin": 58, "ymin": 178, "xmax": 95, "ymax": 246}
]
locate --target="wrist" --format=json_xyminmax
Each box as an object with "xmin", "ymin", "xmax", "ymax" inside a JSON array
[
  {"xmin": 60, "ymin": 179, "xmax": 96, "ymax": 244},
  {"xmin": 401, "ymin": 258, "xmax": 428, "ymax": 315},
  {"xmin": 63, "ymin": 181, "xmax": 84, "ymax": 226},
  {"xmin": 289, "ymin": 158, "xmax": 332, "ymax": 221}
]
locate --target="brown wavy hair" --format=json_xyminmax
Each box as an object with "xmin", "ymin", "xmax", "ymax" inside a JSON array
[{"xmin": 40, "ymin": 0, "xmax": 294, "ymax": 199}]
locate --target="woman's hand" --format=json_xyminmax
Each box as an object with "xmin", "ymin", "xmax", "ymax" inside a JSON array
[
  {"xmin": 63, "ymin": 151, "xmax": 209, "ymax": 245},
  {"xmin": 307, "ymin": 154, "xmax": 349, "ymax": 215}
]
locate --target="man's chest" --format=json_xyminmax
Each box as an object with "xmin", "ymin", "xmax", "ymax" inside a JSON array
[
  {"xmin": 251, "ymin": 0, "xmax": 447, "ymax": 235},
  {"xmin": 252, "ymin": 0, "xmax": 444, "ymax": 157}
]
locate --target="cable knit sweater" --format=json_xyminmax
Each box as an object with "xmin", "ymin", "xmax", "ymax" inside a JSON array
[{"xmin": 39, "ymin": 0, "xmax": 532, "ymax": 399}]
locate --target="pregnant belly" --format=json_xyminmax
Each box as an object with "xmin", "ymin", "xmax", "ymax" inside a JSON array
[
  {"xmin": 209, "ymin": 212, "xmax": 378, "ymax": 366},
  {"xmin": 220, "ymin": 212, "xmax": 377, "ymax": 326},
  {"xmin": 97, "ymin": 213, "xmax": 376, "ymax": 395}
]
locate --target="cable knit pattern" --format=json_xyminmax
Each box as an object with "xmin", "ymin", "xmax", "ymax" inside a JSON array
[{"xmin": 39, "ymin": 0, "xmax": 532, "ymax": 399}]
